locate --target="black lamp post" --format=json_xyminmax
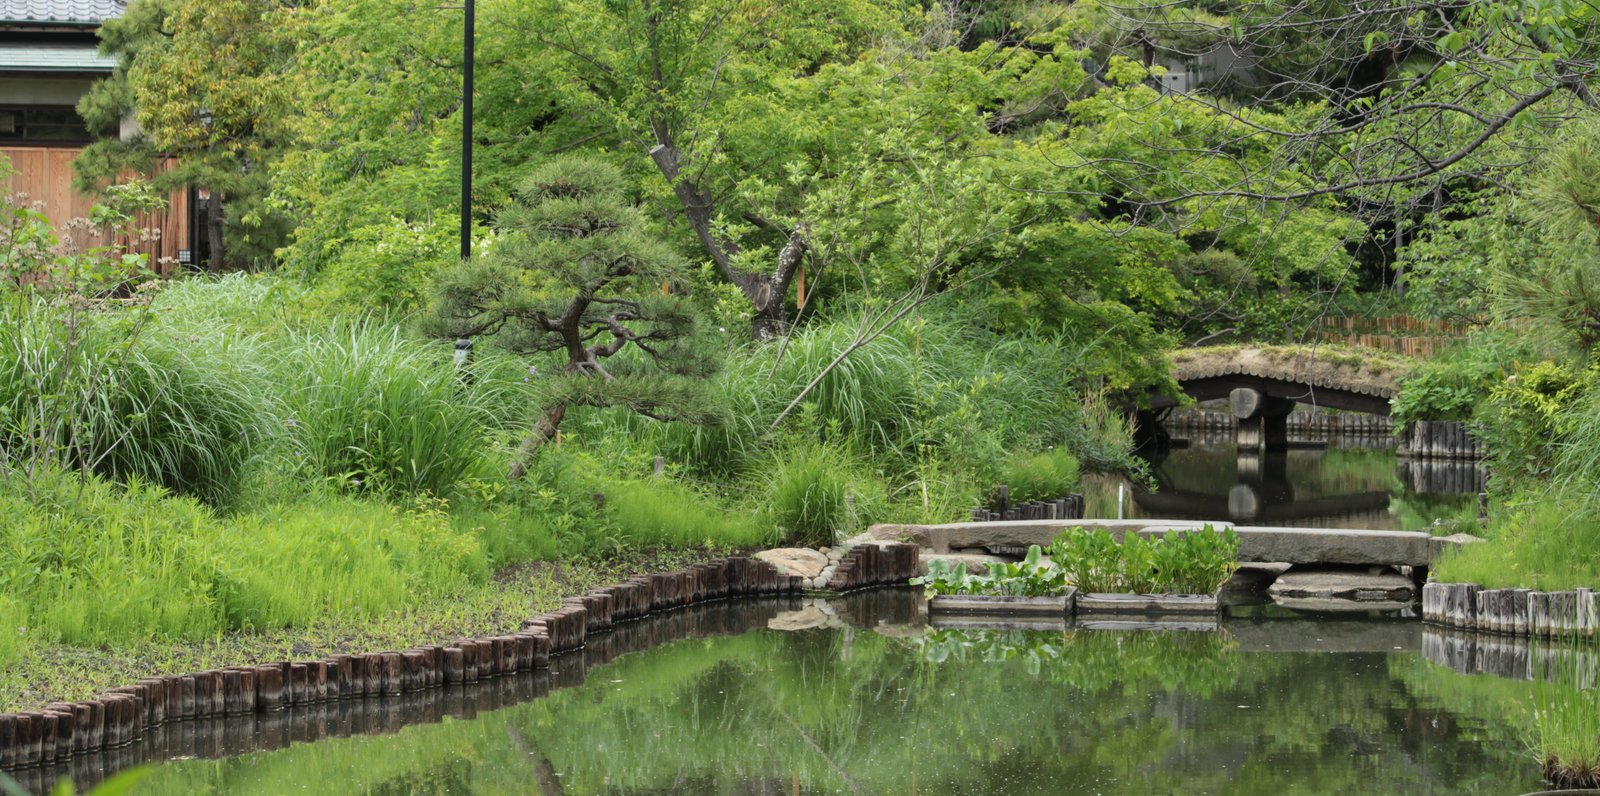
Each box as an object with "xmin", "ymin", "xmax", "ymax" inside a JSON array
[{"xmin": 461, "ymin": 0, "xmax": 475, "ymax": 261}]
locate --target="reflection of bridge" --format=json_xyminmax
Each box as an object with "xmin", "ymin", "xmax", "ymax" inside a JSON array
[
  {"xmin": 1132, "ymin": 450, "xmax": 1394, "ymax": 524},
  {"xmin": 1137, "ymin": 346, "xmax": 1414, "ymax": 453}
]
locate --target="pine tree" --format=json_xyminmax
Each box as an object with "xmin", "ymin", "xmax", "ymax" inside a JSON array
[{"xmin": 429, "ymin": 156, "xmax": 715, "ymax": 478}]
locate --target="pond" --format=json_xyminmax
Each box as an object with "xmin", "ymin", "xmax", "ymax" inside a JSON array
[
  {"xmin": 32, "ymin": 591, "xmax": 1550, "ymax": 795},
  {"xmin": 1082, "ymin": 430, "xmax": 1484, "ymax": 531}
]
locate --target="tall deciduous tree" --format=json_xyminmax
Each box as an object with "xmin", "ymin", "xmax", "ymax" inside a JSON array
[{"xmin": 428, "ymin": 157, "xmax": 714, "ymax": 478}]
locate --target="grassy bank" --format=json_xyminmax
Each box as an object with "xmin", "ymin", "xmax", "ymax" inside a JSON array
[
  {"xmin": 1434, "ymin": 490, "xmax": 1600, "ymax": 591},
  {"xmin": 0, "ymin": 275, "xmax": 1106, "ymax": 712},
  {"xmin": 0, "ymin": 546, "xmax": 726, "ymax": 712}
]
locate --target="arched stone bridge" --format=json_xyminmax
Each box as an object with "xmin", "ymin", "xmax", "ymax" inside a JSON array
[{"xmin": 1138, "ymin": 345, "xmax": 1415, "ymax": 452}]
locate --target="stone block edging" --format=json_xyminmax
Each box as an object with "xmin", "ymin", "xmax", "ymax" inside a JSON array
[
  {"xmin": 1422, "ymin": 582, "xmax": 1599, "ymax": 639},
  {"xmin": 0, "ymin": 545, "xmax": 922, "ymax": 773}
]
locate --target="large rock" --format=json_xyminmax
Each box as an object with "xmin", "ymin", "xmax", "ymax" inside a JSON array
[
  {"xmin": 1234, "ymin": 527, "xmax": 1432, "ymax": 567},
  {"xmin": 756, "ymin": 548, "xmax": 829, "ymax": 580},
  {"xmin": 1268, "ymin": 567, "xmax": 1416, "ymax": 602}
]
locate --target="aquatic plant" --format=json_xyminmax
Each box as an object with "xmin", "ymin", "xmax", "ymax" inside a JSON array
[
  {"xmin": 1051, "ymin": 525, "xmax": 1239, "ymax": 594},
  {"xmin": 913, "ymin": 544, "xmax": 1066, "ymax": 597}
]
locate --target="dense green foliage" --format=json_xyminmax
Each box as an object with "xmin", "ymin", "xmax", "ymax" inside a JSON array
[{"xmin": 23, "ymin": 0, "xmax": 1600, "ymax": 772}]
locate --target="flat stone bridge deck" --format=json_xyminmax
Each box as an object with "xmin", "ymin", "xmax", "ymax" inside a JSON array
[{"xmin": 865, "ymin": 519, "xmax": 1480, "ymax": 568}]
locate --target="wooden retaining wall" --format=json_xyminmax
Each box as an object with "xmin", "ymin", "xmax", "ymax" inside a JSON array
[
  {"xmin": 1421, "ymin": 582, "xmax": 1599, "ymax": 640},
  {"xmin": 0, "ymin": 547, "xmax": 922, "ymax": 775},
  {"xmin": 969, "ymin": 485, "xmax": 1084, "ymax": 523},
  {"xmin": 1397, "ymin": 421, "xmax": 1482, "ymax": 461},
  {"xmin": 0, "ymin": 594, "xmax": 928, "ymax": 795},
  {"xmin": 1165, "ymin": 408, "xmax": 1395, "ymax": 435}
]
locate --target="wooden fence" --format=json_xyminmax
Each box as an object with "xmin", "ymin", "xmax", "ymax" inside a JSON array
[{"xmin": 2, "ymin": 146, "xmax": 189, "ymax": 274}]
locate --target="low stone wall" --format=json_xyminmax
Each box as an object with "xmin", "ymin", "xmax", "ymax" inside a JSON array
[
  {"xmin": 0, "ymin": 547, "xmax": 921, "ymax": 775},
  {"xmin": 1422, "ymin": 582, "xmax": 1599, "ymax": 639}
]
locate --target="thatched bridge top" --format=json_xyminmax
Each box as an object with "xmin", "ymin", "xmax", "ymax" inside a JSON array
[{"xmin": 1155, "ymin": 345, "xmax": 1416, "ymax": 415}]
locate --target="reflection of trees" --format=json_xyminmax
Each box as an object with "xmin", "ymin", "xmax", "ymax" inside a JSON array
[
  {"xmin": 501, "ymin": 629, "xmax": 1537, "ymax": 795},
  {"xmin": 132, "ymin": 629, "xmax": 1542, "ymax": 795}
]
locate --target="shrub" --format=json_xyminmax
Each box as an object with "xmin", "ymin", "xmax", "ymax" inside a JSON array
[
  {"xmin": 995, "ymin": 447, "xmax": 1080, "ymax": 503},
  {"xmin": 1390, "ymin": 330, "xmax": 1540, "ymax": 425},
  {"xmin": 1474, "ymin": 359, "xmax": 1593, "ymax": 484}
]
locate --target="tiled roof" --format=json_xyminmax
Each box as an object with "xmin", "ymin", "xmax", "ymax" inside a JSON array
[
  {"xmin": 0, "ymin": 41, "xmax": 115, "ymax": 72},
  {"xmin": 0, "ymin": 0, "xmax": 125, "ymax": 25}
]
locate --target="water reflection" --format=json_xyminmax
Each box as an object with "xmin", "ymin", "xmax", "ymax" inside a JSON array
[
  {"xmin": 1084, "ymin": 431, "xmax": 1484, "ymax": 530},
  {"xmin": 112, "ymin": 591, "xmax": 1549, "ymax": 796}
]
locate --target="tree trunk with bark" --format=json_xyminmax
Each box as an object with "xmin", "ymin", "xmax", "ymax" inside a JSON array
[
  {"xmin": 648, "ymin": 139, "xmax": 806, "ymax": 340},
  {"xmin": 507, "ymin": 403, "xmax": 567, "ymax": 481},
  {"xmin": 204, "ymin": 193, "xmax": 225, "ymax": 272}
]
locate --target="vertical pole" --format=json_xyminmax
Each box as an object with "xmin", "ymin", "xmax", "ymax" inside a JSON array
[{"xmin": 461, "ymin": 0, "xmax": 475, "ymax": 261}]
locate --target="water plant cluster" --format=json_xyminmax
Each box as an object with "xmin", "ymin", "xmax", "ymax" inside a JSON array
[
  {"xmin": 914, "ymin": 526, "xmax": 1241, "ymax": 598},
  {"xmin": 1053, "ymin": 526, "xmax": 1241, "ymax": 595}
]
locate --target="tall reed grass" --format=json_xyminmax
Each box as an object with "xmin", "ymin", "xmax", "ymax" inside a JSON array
[
  {"xmin": 1531, "ymin": 632, "xmax": 1600, "ymax": 788},
  {"xmin": 594, "ymin": 310, "xmax": 1129, "ymax": 526},
  {"xmin": 0, "ymin": 296, "xmax": 272, "ymax": 505},
  {"xmin": 272, "ymin": 322, "xmax": 499, "ymax": 498}
]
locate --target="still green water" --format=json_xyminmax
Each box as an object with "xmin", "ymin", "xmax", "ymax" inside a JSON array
[
  {"xmin": 115, "ymin": 598, "xmax": 1545, "ymax": 795},
  {"xmin": 1083, "ymin": 436, "xmax": 1483, "ymax": 530}
]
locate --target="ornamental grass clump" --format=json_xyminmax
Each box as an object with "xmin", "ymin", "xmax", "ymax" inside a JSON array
[
  {"xmin": 995, "ymin": 447, "xmax": 1080, "ymax": 503},
  {"xmin": 1051, "ymin": 525, "xmax": 1239, "ymax": 594},
  {"xmin": 1531, "ymin": 635, "xmax": 1600, "ymax": 790}
]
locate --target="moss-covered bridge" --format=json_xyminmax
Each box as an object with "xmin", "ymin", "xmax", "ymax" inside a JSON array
[{"xmin": 1138, "ymin": 345, "xmax": 1416, "ymax": 452}]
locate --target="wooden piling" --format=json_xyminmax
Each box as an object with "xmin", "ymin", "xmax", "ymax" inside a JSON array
[
  {"xmin": 442, "ymin": 647, "xmax": 465, "ymax": 684},
  {"xmin": 15, "ymin": 713, "xmax": 37, "ymax": 766},
  {"xmin": 380, "ymin": 653, "xmax": 403, "ymax": 695},
  {"xmin": 255, "ymin": 664, "xmax": 284, "ymax": 711},
  {"xmin": 402, "ymin": 651, "xmax": 425, "ymax": 691},
  {"xmin": 329, "ymin": 655, "xmax": 356, "ymax": 697},
  {"xmin": 362, "ymin": 653, "xmax": 386, "ymax": 696},
  {"xmin": 74, "ymin": 702, "xmax": 100, "ymax": 752},
  {"xmin": 0, "ymin": 713, "xmax": 13, "ymax": 769},
  {"xmin": 283, "ymin": 663, "xmax": 306, "ymax": 705}
]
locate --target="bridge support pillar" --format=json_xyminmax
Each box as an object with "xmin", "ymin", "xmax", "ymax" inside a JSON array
[{"xmin": 1231, "ymin": 388, "xmax": 1294, "ymax": 454}]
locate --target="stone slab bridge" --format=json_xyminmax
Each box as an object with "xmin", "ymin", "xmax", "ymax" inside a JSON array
[
  {"xmin": 867, "ymin": 519, "xmax": 1480, "ymax": 580},
  {"xmin": 1137, "ymin": 345, "xmax": 1413, "ymax": 452}
]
